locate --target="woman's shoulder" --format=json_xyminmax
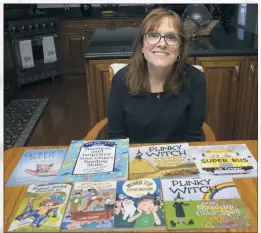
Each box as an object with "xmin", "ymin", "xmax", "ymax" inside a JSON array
[
  {"xmin": 112, "ymin": 65, "xmax": 129, "ymax": 86},
  {"xmin": 184, "ymin": 64, "xmax": 206, "ymax": 84}
]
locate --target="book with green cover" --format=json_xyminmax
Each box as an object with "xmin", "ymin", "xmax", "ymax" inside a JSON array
[
  {"xmin": 8, "ymin": 183, "xmax": 72, "ymax": 232},
  {"xmin": 161, "ymin": 177, "xmax": 252, "ymax": 230}
]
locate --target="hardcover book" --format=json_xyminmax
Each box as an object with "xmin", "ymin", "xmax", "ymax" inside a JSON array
[
  {"xmin": 129, "ymin": 143, "xmax": 199, "ymax": 180},
  {"xmin": 57, "ymin": 139, "xmax": 129, "ymax": 183},
  {"xmin": 161, "ymin": 177, "xmax": 252, "ymax": 230},
  {"xmin": 188, "ymin": 144, "xmax": 257, "ymax": 178},
  {"xmin": 6, "ymin": 148, "xmax": 67, "ymax": 186},
  {"xmin": 114, "ymin": 178, "xmax": 165, "ymax": 230},
  {"xmin": 61, "ymin": 181, "xmax": 117, "ymax": 231},
  {"xmin": 8, "ymin": 183, "xmax": 72, "ymax": 232}
]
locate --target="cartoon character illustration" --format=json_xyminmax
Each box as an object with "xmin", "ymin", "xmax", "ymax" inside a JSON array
[
  {"xmin": 115, "ymin": 200, "xmax": 124, "ymax": 215},
  {"xmin": 48, "ymin": 192, "xmax": 65, "ymax": 217},
  {"xmin": 69, "ymin": 190, "xmax": 85, "ymax": 213},
  {"xmin": 172, "ymin": 192, "xmax": 190, "ymax": 224},
  {"xmin": 22, "ymin": 196, "xmax": 36, "ymax": 213},
  {"xmin": 36, "ymin": 163, "xmax": 54, "ymax": 173},
  {"xmin": 104, "ymin": 195, "xmax": 116, "ymax": 210},
  {"xmin": 16, "ymin": 199, "xmax": 61, "ymax": 227},
  {"xmin": 122, "ymin": 199, "xmax": 136, "ymax": 220},
  {"xmin": 82, "ymin": 188, "xmax": 104, "ymax": 212},
  {"xmin": 128, "ymin": 193, "xmax": 161, "ymax": 228},
  {"xmin": 24, "ymin": 162, "xmax": 58, "ymax": 176}
]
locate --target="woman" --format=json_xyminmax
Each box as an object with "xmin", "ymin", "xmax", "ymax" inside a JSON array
[{"xmin": 107, "ymin": 8, "xmax": 206, "ymax": 143}]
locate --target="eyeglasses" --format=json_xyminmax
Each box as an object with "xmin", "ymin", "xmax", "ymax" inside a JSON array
[{"xmin": 143, "ymin": 32, "xmax": 181, "ymax": 46}]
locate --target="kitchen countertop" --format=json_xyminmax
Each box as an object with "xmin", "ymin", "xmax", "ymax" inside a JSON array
[{"xmin": 84, "ymin": 25, "xmax": 258, "ymax": 59}]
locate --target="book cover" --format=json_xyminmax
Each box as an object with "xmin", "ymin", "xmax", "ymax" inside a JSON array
[
  {"xmin": 61, "ymin": 181, "xmax": 117, "ymax": 231},
  {"xmin": 8, "ymin": 183, "xmax": 72, "ymax": 232},
  {"xmin": 188, "ymin": 144, "xmax": 257, "ymax": 178},
  {"xmin": 129, "ymin": 143, "xmax": 199, "ymax": 180},
  {"xmin": 114, "ymin": 178, "xmax": 165, "ymax": 230},
  {"xmin": 6, "ymin": 148, "xmax": 68, "ymax": 186},
  {"xmin": 57, "ymin": 139, "xmax": 129, "ymax": 183},
  {"xmin": 161, "ymin": 177, "xmax": 252, "ymax": 230}
]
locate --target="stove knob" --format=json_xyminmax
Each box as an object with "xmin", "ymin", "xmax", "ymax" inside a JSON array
[
  {"xmin": 28, "ymin": 25, "xmax": 35, "ymax": 31},
  {"xmin": 21, "ymin": 25, "xmax": 28, "ymax": 31},
  {"xmin": 11, "ymin": 26, "xmax": 18, "ymax": 32},
  {"xmin": 42, "ymin": 23, "xmax": 48, "ymax": 28},
  {"xmin": 35, "ymin": 24, "xmax": 41, "ymax": 29},
  {"xmin": 50, "ymin": 22, "xmax": 56, "ymax": 28}
]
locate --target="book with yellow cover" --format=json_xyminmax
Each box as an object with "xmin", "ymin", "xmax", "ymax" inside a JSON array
[{"xmin": 129, "ymin": 143, "xmax": 199, "ymax": 180}]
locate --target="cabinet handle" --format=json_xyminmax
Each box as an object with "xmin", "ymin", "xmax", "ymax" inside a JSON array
[
  {"xmin": 85, "ymin": 24, "xmax": 88, "ymax": 27},
  {"xmin": 5, "ymin": 85, "xmax": 10, "ymax": 90},
  {"xmin": 82, "ymin": 36, "xmax": 85, "ymax": 41},
  {"xmin": 249, "ymin": 64, "xmax": 255, "ymax": 82},
  {"xmin": 234, "ymin": 65, "xmax": 240, "ymax": 82},
  {"xmin": 133, "ymin": 23, "xmax": 137, "ymax": 27}
]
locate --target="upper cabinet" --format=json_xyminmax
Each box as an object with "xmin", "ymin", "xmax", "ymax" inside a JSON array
[{"xmin": 60, "ymin": 19, "xmax": 142, "ymax": 75}]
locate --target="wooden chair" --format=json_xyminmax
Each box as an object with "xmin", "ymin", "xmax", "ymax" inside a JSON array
[{"xmin": 84, "ymin": 63, "xmax": 216, "ymax": 141}]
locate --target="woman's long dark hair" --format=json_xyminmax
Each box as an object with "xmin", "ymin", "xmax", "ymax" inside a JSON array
[{"xmin": 126, "ymin": 8, "xmax": 189, "ymax": 96}]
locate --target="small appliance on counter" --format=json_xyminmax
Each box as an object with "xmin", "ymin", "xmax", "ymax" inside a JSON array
[
  {"xmin": 100, "ymin": 4, "xmax": 119, "ymax": 17},
  {"xmin": 80, "ymin": 4, "xmax": 92, "ymax": 17}
]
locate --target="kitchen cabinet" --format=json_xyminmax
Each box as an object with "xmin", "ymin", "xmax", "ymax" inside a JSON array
[
  {"xmin": 234, "ymin": 56, "xmax": 257, "ymax": 140},
  {"xmin": 60, "ymin": 18, "xmax": 142, "ymax": 75}
]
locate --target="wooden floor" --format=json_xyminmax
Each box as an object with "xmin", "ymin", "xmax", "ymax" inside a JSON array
[{"xmin": 15, "ymin": 75, "xmax": 90, "ymax": 146}]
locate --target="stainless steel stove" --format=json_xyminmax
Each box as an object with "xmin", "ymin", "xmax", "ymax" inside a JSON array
[{"xmin": 7, "ymin": 16, "xmax": 61, "ymax": 86}]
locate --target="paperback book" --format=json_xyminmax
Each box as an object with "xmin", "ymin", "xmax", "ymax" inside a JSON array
[
  {"xmin": 161, "ymin": 177, "xmax": 252, "ymax": 230},
  {"xmin": 57, "ymin": 139, "xmax": 129, "ymax": 183},
  {"xmin": 114, "ymin": 178, "xmax": 165, "ymax": 230},
  {"xmin": 6, "ymin": 148, "xmax": 67, "ymax": 186},
  {"xmin": 188, "ymin": 144, "xmax": 257, "ymax": 178},
  {"xmin": 61, "ymin": 181, "xmax": 117, "ymax": 231},
  {"xmin": 8, "ymin": 183, "xmax": 72, "ymax": 232},
  {"xmin": 129, "ymin": 143, "xmax": 199, "ymax": 180}
]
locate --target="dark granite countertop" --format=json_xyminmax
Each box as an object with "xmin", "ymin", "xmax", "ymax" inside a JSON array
[{"xmin": 84, "ymin": 25, "xmax": 258, "ymax": 59}]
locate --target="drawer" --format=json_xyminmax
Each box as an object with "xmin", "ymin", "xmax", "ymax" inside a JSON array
[
  {"xmin": 61, "ymin": 20, "xmax": 110, "ymax": 31},
  {"xmin": 111, "ymin": 19, "xmax": 143, "ymax": 29}
]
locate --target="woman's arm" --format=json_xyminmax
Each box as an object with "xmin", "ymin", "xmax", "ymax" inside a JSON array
[
  {"xmin": 107, "ymin": 68, "xmax": 128, "ymax": 139},
  {"xmin": 184, "ymin": 70, "xmax": 207, "ymax": 142}
]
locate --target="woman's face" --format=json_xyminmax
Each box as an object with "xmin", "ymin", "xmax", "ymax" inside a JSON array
[{"xmin": 142, "ymin": 16, "xmax": 181, "ymax": 70}]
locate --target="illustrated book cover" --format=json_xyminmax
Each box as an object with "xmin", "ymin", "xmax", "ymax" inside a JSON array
[
  {"xmin": 161, "ymin": 177, "xmax": 252, "ymax": 230},
  {"xmin": 8, "ymin": 183, "xmax": 72, "ymax": 232},
  {"xmin": 114, "ymin": 178, "xmax": 165, "ymax": 230},
  {"xmin": 129, "ymin": 143, "xmax": 199, "ymax": 180},
  {"xmin": 57, "ymin": 139, "xmax": 129, "ymax": 183},
  {"xmin": 6, "ymin": 148, "xmax": 68, "ymax": 186},
  {"xmin": 61, "ymin": 181, "xmax": 117, "ymax": 231},
  {"xmin": 188, "ymin": 144, "xmax": 257, "ymax": 178}
]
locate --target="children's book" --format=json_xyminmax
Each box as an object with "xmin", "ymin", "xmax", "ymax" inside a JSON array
[
  {"xmin": 161, "ymin": 177, "xmax": 252, "ymax": 230},
  {"xmin": 57, "ymin": 139, "xmax": 129, "ymax": 183},
  {"xmin": 188, "ymin": 144, "xmax": 257, "ymax": 178},
  {"xmin": 129, "ymin": 143, "xmax": 199, "ymax": 180},
  {"xmin": 8, "ymin": 183, "xmax": 72, "ymax": 232},
  {"xmin": 61, "ymin": 181, "xmax": 117, "ymax": 231},
  {"xmin": 114, "ymin": 178, "xmax": 165, "ymax": 230},
  {"xmin": 6, "ymin": 148, "xmax": 67, "ymax": 186}
]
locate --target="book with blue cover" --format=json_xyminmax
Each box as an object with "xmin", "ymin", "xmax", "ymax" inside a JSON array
[
  {"xmin": 6, "ymin": 148, "xmax": 67, "ymax": 186},
  {"xmin": 57, "ymin": 139, "xmax": 129, "ymax": 183}
]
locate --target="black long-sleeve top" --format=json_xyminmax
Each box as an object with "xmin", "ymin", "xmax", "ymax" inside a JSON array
[{"xmin": 107, "ymin": 64, "xmax": 207, "ymax": 143}]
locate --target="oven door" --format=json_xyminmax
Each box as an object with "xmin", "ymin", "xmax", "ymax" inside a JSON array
[{"xmin": 12, "ymin": 33, "xmax": 61, "ymax": 85}]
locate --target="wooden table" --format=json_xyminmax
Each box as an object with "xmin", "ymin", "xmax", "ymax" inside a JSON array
[{"xmin": 4, "ymin": 140, "xmax": 258, "ymax": 233}]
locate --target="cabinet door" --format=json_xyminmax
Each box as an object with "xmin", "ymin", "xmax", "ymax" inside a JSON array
[
  {"xmin": 196, "ymin": 56, "xmax": 245, "ymax": 141},
  {"xmin": 235, "ymin": 56, "xmax": 257, "ymax": 140},
  {"xmin": 62, "ymin": 32, "xmax": 90, "ymax": 74},
  {"xmin": 86, "ymin": 59, "xmax": 130, "ymax": 138}
]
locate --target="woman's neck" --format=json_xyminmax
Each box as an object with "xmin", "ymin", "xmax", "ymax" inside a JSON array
[{"xmin": 148, "ymin": 64, "xmax": 172, "ymax": 93}]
